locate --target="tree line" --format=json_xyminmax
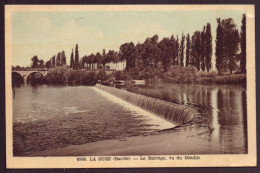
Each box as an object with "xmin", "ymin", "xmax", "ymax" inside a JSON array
[
  {"xmin": 24, "ymin": 14, "xmax": 246, "ymax": 75},
  {"xmin": 216, "ymin": 14, "xmax": 246, "ymax": 74}
]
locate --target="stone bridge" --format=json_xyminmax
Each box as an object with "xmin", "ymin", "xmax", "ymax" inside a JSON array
[{"xmin": 12, "ymin": 68, "xmax": 50, "ymax": 84}]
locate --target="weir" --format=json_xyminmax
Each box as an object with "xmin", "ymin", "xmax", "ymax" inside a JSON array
[{"xmin": 95, "ymin": 84, "xmax": 196, "ymax": 126}]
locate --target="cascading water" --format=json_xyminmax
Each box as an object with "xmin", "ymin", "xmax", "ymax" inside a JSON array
[{"xmin": 95, "ymin": 84, "xmax": 196, "ymax": 126}]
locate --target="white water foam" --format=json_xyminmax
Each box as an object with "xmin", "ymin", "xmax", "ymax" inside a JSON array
[{"xmin": 93, "ymin": 87, "xmax": 175, "ymax": 131}]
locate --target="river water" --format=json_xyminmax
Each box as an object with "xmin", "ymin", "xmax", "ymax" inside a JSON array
[
  {"xmin": 130, "ymin": 84, "xmax": 248, "ymax": 154},
  {"xmin": 12, "ymin": 85, "xmax": 172, "ymax": 156},
  {"xmin": 12, "ymin": 84, "xmax": 247, "ymax": 155}
]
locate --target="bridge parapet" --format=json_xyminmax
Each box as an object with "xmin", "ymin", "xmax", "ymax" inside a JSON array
[{"xmin": 12, "ymin": 68, "xmax": 50, "ymax": 71}]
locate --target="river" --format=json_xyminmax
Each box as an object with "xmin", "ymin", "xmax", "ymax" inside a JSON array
[
  {"xmin": 130, "ymin": 84, "xmax": 248, "ymax": 154},
  {"xmin": 12, "ymin": 84, "xmax": 247, "ymax": 156}
]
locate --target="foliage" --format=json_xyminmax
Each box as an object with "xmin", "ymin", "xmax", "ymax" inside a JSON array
[
  {"xmin": 74, "ymin": 44, "xmax": 80, "ymax": 70},
  {"xmin": 163, "ymin": 66, "xmax": 198, "ymax": 83},
  {"xmin": 185, "ymin": 34, "xmax": 191, "ymax": 67},
  {"xmin": 85, "ymin": 72, "xmax": 97, "ymax": 85},
  {"xmin": 70, "ymin": 49, "xmax": 74, "ymax": 68},
  {"xmin": 215, "ymin": 18, "xmax": 240, "ymax": 74},
  {"xmin": 96, "ymin": 70, "xmax": 109, "ymax": 81},
  {"xmin": 179, "ymin": 33, "xmax": 185, "ymax": 67},
  {"xmin": 240, "ymin": 14, "xmax": 246, "ymax": 74},
  {"xmin": 205, "ymin": 23, "xmax": 213, "ymax": 72},
  {"xmin": 45, "ymin": 67, "xmax": 72, "ymax": 84}
]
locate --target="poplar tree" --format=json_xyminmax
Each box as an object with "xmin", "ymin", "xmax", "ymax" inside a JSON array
[
  {"xmin": 51, "ymin": 56, "xmax": 56, "ymax": 68},
  {"xmin": 74, "ymin": 44, "xmax": 80, "ymax": 69},
  {"xmin": 180, "ymin": 33, "xmax": 185, "ymax": 67},
  {"xmin": 176, "ymin": 36, "xmax": 179, "ymax": 65},
  {"xmin": 205, "ymin": 23, "xmax": 212, "ymax": 72},
  {"xmin": 56, "ymin": 52, "xmax": 61, "ymax": 66},
  {"xmin": 240, "ymin": 14, "xmax": 246, "ymax": 74},
  {"xmin": 70, "ymin": 49, "xmax": 74, "ymax": 68},
  {"xmin": 61, "ymin": 50, "xmax": 66, "ymax": 66},
  {"xmin": 215, "ymin": 18, "xmax": 224, "ymax": 74},
  {"xmin": 223, "ymin": 18, "xmax": 240, "ymax": 74},
  {"xmin": 185, "ymin": 34, "xmax": 191, "ymax": 67},
  {"xmin": 201, "ymin": 26, "xmax": 206, "ymax": 71}
]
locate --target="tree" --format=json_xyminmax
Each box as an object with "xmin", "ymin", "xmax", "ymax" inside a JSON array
[
  {"xmin": 112, "ymin": 51, "xmax": 120, "ymax": 70},
  {"xmin": 216, "ymin": 18, "xmax": 240, "ymax": 74},
  {"xmin": 185, "ymin": 33, "xmax": 191, "ymax": 67},
  {"xmin": 31, "ymin": 56, "xmax": 39, "ymax": 68},
  {"xmin": 201, "ymin": 26, "xmax": 206, "ymax": 71},
  {"xmin": 215, "ymin": 18, "xmax": 224, "ymax": 73},
  {"xmin": 56, "ymin": 52, "xmax": 61, "ymax": 66},
  {"xmin": 148, "ymin": 35, "xmax": 160, "ymax": 68},
  {"xmin": 223, "ymin": 19, "xmax": 240, "ymax": 74},
  {"xmin": 70, "ymin": 49, "xmax": 74, "ymax": 68},
  {"xmin": 74, "ymin": 44, "xmax": 80, "ymax": 69},
  {"xmin": 159, "ymin": 37, "xmax": 172, "ymax": 71},
  {"xmin": 205, "ymin": 23, "xmax": 212, "ymax": 72},
  {"xmin": 175, "ymin": 36, "xmax": 179, "ymax": 65},
  {"xmin": 46, "ymin": 60, "xmax": 51, "ymax": 68},
  {"xmin": 39, "ymin": 59, "xmax": 45, "ymax": 68},
  {"xmin": 190, "ymin": 31, "xmax": 202, "ymax": 70},
  {"xmin": 61, "ymin": 51, "xmax": 66, "ymax": 66},
  {"xmin": 102, "ymin": 49, "xmax": 107, "ymax": 69},
  {"xmin": 240, "ymin": 14, "xmax": 246, "ymax": 74},
  {"xmin": 119, "ymin": 42, "xmax": 136, "ymax": 71},
  {"xmin": 171, "ymin": 35, "xmax": 179, "ymax": 66},
  {"xmin": 180, "ymin": 33, "xmax": 185, "ymax": 67},
  {"xmin": 89, "ymin": 53, "xmax": 95, "ymax": 70},
  {"xmin": 51, "ymin": 55, "xmax": 56, "ymax": 67}
]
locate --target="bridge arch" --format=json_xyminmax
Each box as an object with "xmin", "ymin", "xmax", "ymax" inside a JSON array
[
  {"xmin": 26, "ymin": 71, "xmax": 45, "ymax": 84},
  {"xmin": 12, "ymin": 72, "xmax": 24, "ymax": 85}
]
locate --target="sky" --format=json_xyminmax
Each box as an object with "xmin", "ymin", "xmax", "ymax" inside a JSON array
[{"xmin": 12, "ymin": 10, "xmax": 245, "ymax": 68}]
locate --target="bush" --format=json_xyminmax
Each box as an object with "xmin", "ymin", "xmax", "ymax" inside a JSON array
[
  {"xmin": 163, "ymin": 66, "xmax": 198, "ymax": 83},
  {"xmin": 96, "ymin": 70, "xmax": 109, "ymax": 81},
  {"xmin": 45, "ymin": 67, "xmax": 72, "ymax": 84},
  {"xmin": 84, "ymin": 72, "xmax": 97, "ymax": 85},
  {"xmin": 68, "ymin": 71, "xmax": 83, "ymax": 85}
]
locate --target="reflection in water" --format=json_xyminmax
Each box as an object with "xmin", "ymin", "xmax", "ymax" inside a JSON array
[{"xmin": 131, "ymin": 84, "xmax": 247, "ymax": 154}]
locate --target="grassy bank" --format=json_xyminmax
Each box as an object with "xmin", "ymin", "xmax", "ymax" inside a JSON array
[{"xmin": 197, "ymin": 74, "xmax": 246, "ymax": 84}]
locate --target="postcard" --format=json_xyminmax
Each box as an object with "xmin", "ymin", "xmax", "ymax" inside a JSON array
[{"xmin": 5, "ymin": 5, "xmax": 256, "ymax": 168}]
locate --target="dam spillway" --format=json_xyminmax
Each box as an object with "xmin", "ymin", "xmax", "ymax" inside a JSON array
[{"xmin": 95, "ymin": 84, "xmax": 196, "ymax": 126}]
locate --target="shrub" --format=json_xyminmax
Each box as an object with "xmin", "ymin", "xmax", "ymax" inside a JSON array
[
  {"xmin": 68, "ymin": 71, "xmax": 83, "ymax": 85},
  {"xmin": 45, "ymin": 67, "xmax": 72, "ymax": 84},
  {"xmin": 163, "ymin": 66, "xmax": 198, "ymax": 83},
  {"xmin": 84, "ymin": 72, "xmax": 97, "ymax": 85},
  {"xmin": 96, "ymin": 70, "xmax": 108, "ymax": 81}
]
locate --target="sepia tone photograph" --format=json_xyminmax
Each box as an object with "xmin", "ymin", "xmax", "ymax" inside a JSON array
[{"xmin": 5, "ymin": 5, "xmax": 256, "ymax": 168}]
